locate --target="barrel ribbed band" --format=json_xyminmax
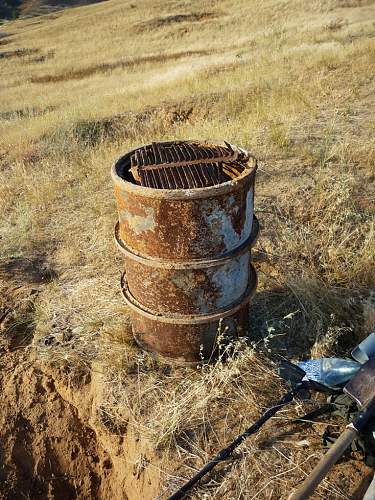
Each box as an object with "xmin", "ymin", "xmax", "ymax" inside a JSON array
[
  {"xmin": 114, "ymin": 216, "xmax": 259, "ymax": 270},
  {"xmin": 120, "ymin": 264, "xmax": 257, "ymax": 324}
]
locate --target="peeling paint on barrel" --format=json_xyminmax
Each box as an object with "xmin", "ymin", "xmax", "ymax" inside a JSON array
[
  {"xmin": 115, "ymin": 218, "xmax": 259, "ymax": 316},
  {"xmin": 202, "ymin": 190, "xmax": 253, "ymax": 254},
  {"xmin": 112, "ymin": 141, "xmax": 258, "ymax": 363},
  {"xmin": 123, "ymin": 205, "xmax": 156, "ymax": 235},
  {"xmin": 171, "ymin": 271, "xmax": 210, "ymax": 314},
  {"xmin": 121, "ymin": 265, "xmax": 257, "ymax": 364},
  {"xmin": 210, "ymin": 253, "xmax": 249, "ymax": 309}
]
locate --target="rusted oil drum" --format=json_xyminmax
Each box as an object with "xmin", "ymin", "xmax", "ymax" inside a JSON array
[
  {"xmin": 121, "ymin": 265, "xmax": 257, "ymax": 363},
  {"xmin": 112, "ymin": 146, "xmax": 257, "ymax": 261},
  {"xmin": 114, "ymin": 217, "xmax": 259, "ymax": 315},
  {"xmin": 112, "ymin": 141, "xmax": 258, "ymax": 364}
]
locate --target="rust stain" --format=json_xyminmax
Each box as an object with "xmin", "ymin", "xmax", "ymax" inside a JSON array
[
  {"xmin": 112, "ymin": 141, "xmax": 259, "ymax": 363},
  {"xmin": 114, "ymin": 184, "xmax": 126, "ymax": 209}
]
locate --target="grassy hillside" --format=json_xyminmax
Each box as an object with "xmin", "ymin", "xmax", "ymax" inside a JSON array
[
  {"xmin": 0, "ymin": 0, "xmax": 105, "ymax": 19},
  {"xmin": 0, "ymin": 0, "xmax": 375, "ymax": 498}
]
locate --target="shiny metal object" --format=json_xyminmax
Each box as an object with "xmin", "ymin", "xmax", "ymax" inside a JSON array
[
  {"xmin": 298, "ymin": 358, "xmax": 361, "ymax": 388},
  {"xmin": 351, "ymin": 332, "xmax": 375, "ymax": 364}
]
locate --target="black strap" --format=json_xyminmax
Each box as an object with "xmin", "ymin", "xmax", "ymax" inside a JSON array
[
  {"xmin": 168, "ymin": 384, "xmax": 303, "ymax": 500},
  {"xmin": 293, "ymin": 403, "xmax": 335, "ymax": 424}
]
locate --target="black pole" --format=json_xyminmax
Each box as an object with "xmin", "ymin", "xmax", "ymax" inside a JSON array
[{"xmin": 168, "ymin": 383, "xmax": 304, "ymax": 500}]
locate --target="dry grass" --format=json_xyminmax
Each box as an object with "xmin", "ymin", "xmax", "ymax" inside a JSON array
[
  {"xmin": 29, "ymin": 49, "xmax": 213, "ymax": 83},
  {"xmin": 1, "ymin": 0, "xmax": 375, "ymax": 498}
]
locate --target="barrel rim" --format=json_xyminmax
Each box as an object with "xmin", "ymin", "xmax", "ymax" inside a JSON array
[
  {"xmin": 131, "ymin": 336, "xmax": 202, "ymax": 366},
  {"xmin": 114, "ymin": 216, "xmax": 259, "ymax": 268},
  {"xmin": 111, "ymin": 140, "xmax": 257, "ymax": 200},
  {"xmin": 120, "ymin": 264, "xmax": 257, "ymax": 324}
]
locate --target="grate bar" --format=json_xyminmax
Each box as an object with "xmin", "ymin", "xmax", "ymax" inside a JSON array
[{"xmin": 129, "ymin": 141, "xmax": 250, "ymax": 190}]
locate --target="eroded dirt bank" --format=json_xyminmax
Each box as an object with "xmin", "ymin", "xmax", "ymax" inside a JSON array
[
  {"xmin": 0, "ymin": 344, "xmax": 163, "ymax": 500},
  {"xmin": 0, "ymin": 267, "xmax": 163, "ymax": 500},
  {"xmin": 2, "ymin": 327, "xmax": 374, "ymax": 500}
]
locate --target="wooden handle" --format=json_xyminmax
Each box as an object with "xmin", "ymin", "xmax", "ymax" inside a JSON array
[{"xmin": 289, "ymin": 426, "xmax": 357, "ymax": 500}]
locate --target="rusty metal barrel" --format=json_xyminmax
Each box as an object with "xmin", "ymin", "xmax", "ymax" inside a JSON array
[{"xmin": 112, "ymin": 140, "xmax": 258, "ymax": 364}]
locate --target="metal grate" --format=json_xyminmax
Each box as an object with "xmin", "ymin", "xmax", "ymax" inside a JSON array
[{"xmin": 129, "ymin": 141, "xmax": 250, "ymax": 189}]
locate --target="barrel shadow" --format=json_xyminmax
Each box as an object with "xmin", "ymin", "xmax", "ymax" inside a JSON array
[{"xmin": 247, "ymin": 280, "xmax": 359, "ymax": 361}]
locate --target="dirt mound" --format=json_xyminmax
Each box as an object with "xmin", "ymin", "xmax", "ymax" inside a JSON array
[
  {"xmin": 0, "ymin": 356, "xmax": 112, "ymax": 499},
  {"xmin": 0, "ymin": 258, "xmax": 109, "ymax": 499},
  {"xmin": 0, "ymin": 351, "xmax": 159, "ymax": 500},
  {"xmin": 0, "ymin": 260, "xmax": 162, "ymax": 500},
  {"xmin": 0, "ymin": 347, "xmax": 164, "ymax": 499}
]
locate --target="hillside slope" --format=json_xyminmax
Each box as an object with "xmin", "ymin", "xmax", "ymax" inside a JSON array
[
  {"xmin": 0, "ymin": 0, "xmax": 106, "ymax": 20},
  {"xmin": 0, "ymin": 0, "xmax": 375, "ymax": 498}
]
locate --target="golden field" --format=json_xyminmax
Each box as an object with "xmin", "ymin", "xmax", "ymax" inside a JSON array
[{"xmin": 0, "ymin": 0, "xmax": 375, "ymax": 498}]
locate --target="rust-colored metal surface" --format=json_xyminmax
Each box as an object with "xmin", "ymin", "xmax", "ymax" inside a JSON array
[
  {"xmin": 121, "ymin": 266, "xmax": 257, "ymax": 364},
  {"xmin": 128, "ymin": 140, "xmax": 249, "ymax": 189},
  {"xmin": 344, "ymin": 358, "xmax": 375, "ymax": 408},
  {"xmin": 112, "ymin": 140, "xmax": 258, "ymax": 363},
  {"xmin": 114, "ymin": 217, "xmax": 259, "ymax": 315},
  {"xmin": 112, "ymin": 141, "xmax": 257, "ymax": 260}
]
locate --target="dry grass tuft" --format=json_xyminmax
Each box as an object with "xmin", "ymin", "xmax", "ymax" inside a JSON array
[
  {"xmin": 1, "ymin": 0, "xmax": 375, "ymax": 497},
  {"xmin": 277, "ymin": 171, "xmax": 374, "ymax": 289},
  {"xmin": 29, "ymin": 50, "xmax": 212, "ymax": 84}
]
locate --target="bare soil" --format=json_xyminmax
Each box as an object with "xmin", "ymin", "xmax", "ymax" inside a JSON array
[
  {"xmin": 0, "ymin": 349, "xmax": 111, "ymax": 499},
  {"xmin": 0, "ymin": 259, "xmax": 163, "ymax": 500}
]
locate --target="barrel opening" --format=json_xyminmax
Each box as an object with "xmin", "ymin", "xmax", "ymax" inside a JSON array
[
  {"xmin": 116, "ymin": 140, "xmax": 254, "ymax": 190},
  {"xmin": 116, "ymin": 154, "xmax": 137, "ymax": 184}
]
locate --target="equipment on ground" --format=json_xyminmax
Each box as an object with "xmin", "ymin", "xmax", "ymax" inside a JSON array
[
  {"xmin": 168, "ymin": 361, "xmax": 333, "ymax": 500},
  {"xmin": 289, "ymin": 358, "xmax": 375, "ymax": 500}
]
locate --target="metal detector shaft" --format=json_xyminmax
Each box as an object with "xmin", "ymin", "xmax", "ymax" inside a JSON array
[
  {"xmin": 288, "ymin": 405, "xmax": 375, "ymax": 500},
  {"xmin": 168, "ymin": 383, "xmax": 304, "ymax": 500}
]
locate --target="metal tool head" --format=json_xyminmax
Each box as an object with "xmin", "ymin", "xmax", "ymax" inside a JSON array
[
  {"xmin": 351, "ymin": 332, "xmax": 375, "ymax": 364},
  {"xmin": 277, "ymin": 360, "xmax": 337, "ymax": 394},
  {"xmin": 344, "ymin": 357, "xmax": 375, "ymax": 408},
  {"xmin": 278, "ymin": 360, "xmax": 306, "ymax": 387}
]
